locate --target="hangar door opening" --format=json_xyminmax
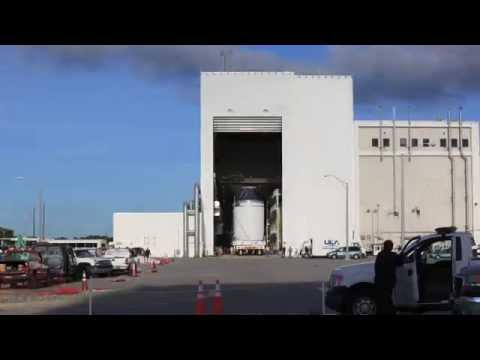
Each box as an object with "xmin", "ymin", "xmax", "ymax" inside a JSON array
[{"xmin": 213, "ymin": 116, "xmax": 282, "ymax": 255}]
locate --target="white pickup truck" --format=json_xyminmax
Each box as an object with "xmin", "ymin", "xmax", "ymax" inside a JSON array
[
  {"xmin": 326, "ymin": 227, "xmax": 477, "ymax": 315},
  {"xmin": 74, "ymin": 249, "xmax": 113, "ymax": 278}
]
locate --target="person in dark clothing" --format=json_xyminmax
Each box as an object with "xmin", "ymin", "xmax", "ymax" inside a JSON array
[
  {"xmin": 281, "ymin": 246, "xmax": 286, "ymax": 258},
  {"xmin": 145, "ymin": 248, "xmax": 151, "ymax": 262},
  {"xmin": 374, "ymin": 240, "xmax": 403, "ymax": 315}
]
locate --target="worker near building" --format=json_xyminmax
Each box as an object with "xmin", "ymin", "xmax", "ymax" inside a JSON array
[
  {"xmin": 374, "ymin": 240, "xmax": 403, "ymax": 315},
  {"xmin": 145, "ymin": 248, "xmax": 151, "ymax": 262}
]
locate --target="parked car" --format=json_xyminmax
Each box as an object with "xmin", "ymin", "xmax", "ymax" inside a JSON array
[
  {"xmin": 327, "ymin": 246, "xmax": 366, "ymax": 260},
  {"xmin": 103, "ymin": 248, "xmax": 133, "ymax": 274},
  {"xmin": 74, "ymin": 249, "xmax": 113, "ymax": 278},
  {"xmin": 0, "ymin": 249, "xmax": 49, "ymax": 288},
  {"xmin": 33, "ymin": 243, "xmax": 78, "ymax": 281}
]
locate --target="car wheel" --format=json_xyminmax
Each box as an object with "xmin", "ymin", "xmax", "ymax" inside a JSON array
[
  {"xmin": 349, "ymin": 290, "xmax": 377, "ymax": 315},
  {"xmin": 352, "ymin": 254, "xmax": 360, "ymax": 260},
  {"xmin": 331, "ymin": 254, "xmax": 337, "ymax": 259}
]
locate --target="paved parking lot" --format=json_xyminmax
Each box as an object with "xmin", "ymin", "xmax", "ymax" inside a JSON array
[
  {"xmin": 0, "ymin": 256, "xmax": 352, "ymax": 315},
  {"xmin": 0, "ymin": 256, "xmax": 452, "ymax": 315}
]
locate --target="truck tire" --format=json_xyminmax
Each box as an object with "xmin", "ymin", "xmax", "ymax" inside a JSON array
[
  {"xmin": 331, "ymin": 254, "xmax": 337, "ymax": 259},
  {"xmin": 348, "ymin": 289, "xmax": 377, "ymax": 315}
]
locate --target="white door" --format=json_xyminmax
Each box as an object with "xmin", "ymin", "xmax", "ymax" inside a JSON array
[{"xmin": 394, "ymin": 251, "xmax": 419, "ymax": 307}]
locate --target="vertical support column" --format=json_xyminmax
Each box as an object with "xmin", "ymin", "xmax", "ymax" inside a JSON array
[
  {"xmin": 400, "ymin": 154, "xmax": 406, "ymax": 245},
  {"xmin": 183, "ymin": 202, "xmax": 188, "ymax": 258},
  {"xmin": 392, "ymin": 107, "xmax": 397, "ymax": 217},
  {"xmin": 194, "ymin": 183, "xmax": 200, "ymax": 258}
]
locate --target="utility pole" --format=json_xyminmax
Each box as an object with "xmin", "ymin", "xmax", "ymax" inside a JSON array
[
  {"xmin": 32, "ymin": 207, "xmax": 36, "ymax": 237},
  {"xmin": 400, "ymin": 154, "xmax": 406, "ymax": 245},
  {"xmin": 42, "ymin": 202, "xmax": 46, "ymax": 241}
]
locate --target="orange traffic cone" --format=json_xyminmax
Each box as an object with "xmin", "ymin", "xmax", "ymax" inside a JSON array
[
  {"xmin": 151, "ymin": 261, "xmax": 157, "ymax": 273},
  {"xmin": 81, "ymin": 271, "xmax": 88, "ymax": 291},
  {"xmin": 212, "ymin": 280, "xmax": 224, "ymax": 315},
  {"xmin": 195, "ymin": 281, "xmax": 206, "ymax": 315}
]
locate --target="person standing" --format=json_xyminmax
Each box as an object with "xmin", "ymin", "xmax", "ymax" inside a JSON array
[
  {"xmin": 288, "ymin": 246, "xmax": 292, "ymax": 258},
  {"xmin": 281, "ymin": 245, "xmax": 286, "ymax": 258},
  {"xmin": 374, "ymin": 240, "xmax": 403, "ymax": 315},
  {"xmin": 145, "ymin": 248, "xmax": 151, "ymax": 262}
]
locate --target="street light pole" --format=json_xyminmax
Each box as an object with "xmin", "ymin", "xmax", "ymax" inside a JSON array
[
  {"xmin": 345, "ymin": 181, "xmax": 350, "ymax": 261},
  {"xmin": 324, "ymin": 175, "xmax": 350, "ymax": 261}
]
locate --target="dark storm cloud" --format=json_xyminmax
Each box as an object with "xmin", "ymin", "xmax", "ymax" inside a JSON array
[
  {"xmin": 20, "ymin": 45, "xmax": 309, "ymax": 78},
  {"xmin": 324, "ymin": 45, "xmax": 480, "ymax": 104},
  {"xmin": 16, "ymin": 45, "xmax": 480, "ymax": 105}
]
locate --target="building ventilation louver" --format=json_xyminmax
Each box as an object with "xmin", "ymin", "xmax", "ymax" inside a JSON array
[{"xmin": 213, "ymin": 116, "xmax": 282, "ymax": 133}]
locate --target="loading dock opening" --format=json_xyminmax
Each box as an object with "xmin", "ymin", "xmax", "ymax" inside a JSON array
[{"xmin": 213, "ymin": 132, "xmax": 282, "ymax": 254}]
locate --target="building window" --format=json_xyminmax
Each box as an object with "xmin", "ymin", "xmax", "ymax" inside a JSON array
[
  {"xmin": 383, "ymin": 138, "xmax": 390, "ymax": 148},
  {"xmin": 411, "ymin": 138, "xmax": 418, "ymax": 147},
  {"xmin": 400, "ymin": 138, "xmax": 407, "ymax": 147},
  {"xmin": 462, "ymin": 138, "xmax": 469, "ymax": 148},
  {"xmin": 423, "ymin": 138, "xmax": 430, "ymax": 147},
  {"xmin": 440, "ymin": 138, "xmax": 447, "ymax": 147},
  {"xmin": 451, "ymin": 138, "xmax": 458, "ymax": 148},
  {"xmin": 371, "ymin": 138, "xmax": 379, "ymax": 147}
]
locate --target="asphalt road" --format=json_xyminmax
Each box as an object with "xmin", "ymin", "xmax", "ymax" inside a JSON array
[{"xmin": 0, "ymin": 256, "xmax": 354, "ymax": 315}]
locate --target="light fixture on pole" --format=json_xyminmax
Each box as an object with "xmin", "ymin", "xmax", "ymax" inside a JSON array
[{"xmin": 324, "ymin": 175, "xmax": 350, "ymax": 261}]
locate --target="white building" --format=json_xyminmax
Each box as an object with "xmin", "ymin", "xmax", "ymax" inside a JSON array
[
  {"xmin": 201, "ymin": 72, "xmax": 356, "ymax": 256},
  {"xmin": 113, "ymin": 213, "xmax": 183, "ymax": 258},
  {"xmin": 358, "ymin": 120, "xmax": 480, "ymax": 250},
  {"xmin": 113, "ymin": 72, "xmax": 480, "ymax": 257}
]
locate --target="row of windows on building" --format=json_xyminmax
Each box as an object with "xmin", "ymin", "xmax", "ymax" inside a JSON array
[{"xmin": 371, "ymin": 137, "xmax": 469, "ymax": 148}]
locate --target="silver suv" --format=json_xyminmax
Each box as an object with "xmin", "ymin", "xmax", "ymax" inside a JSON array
[{"xmin": 326, "ymin": 246, "xmax": 366, "ymax": 260}]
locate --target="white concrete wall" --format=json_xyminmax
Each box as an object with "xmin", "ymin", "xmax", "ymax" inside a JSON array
[
  {"xmin": 201, "ymin": 72, "xmax": 355, "ymax": 256},
  {"xmin": 113, "ymin": 213, "xmax": 183, "ymax": 258},
  {"xmin": 357, "ymin": 121, "xmax": 480, "ymax": 248}
]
